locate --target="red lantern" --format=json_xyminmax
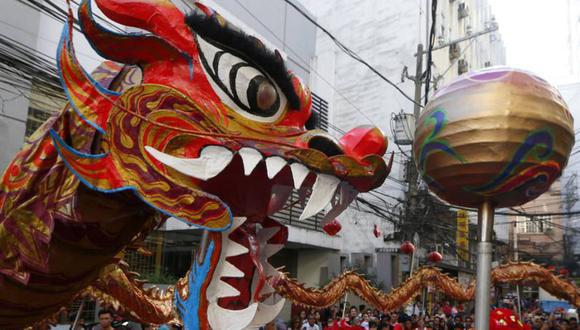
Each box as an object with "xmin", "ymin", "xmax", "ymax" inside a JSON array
[
  {"xmin": 559, "ymin": 268, "xmax": 569, "ymax": 276},
  {"xmin": 373, "ymin": 224, "xmax": 382, "ymax": 238},
  {"xmin": 400, "ymin": 241, "xmax": 415, "ymax": 254},
  {"xmin": 427, "ymin": 251, "xmax": 443, "ymax": 263},
  {"xmin": 323, "ymin": 219, "xmax": 342, "ymax": 236},
  {"xmin": 490, "ymin": 308, "xmax": 530, "ymax": 330}
]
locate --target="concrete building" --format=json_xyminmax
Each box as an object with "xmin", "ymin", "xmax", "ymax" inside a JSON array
[
  {"xmin": 507, "ymin": 181, "xmax": 566, "ymax": 264},
  {"xmin": 300, "ymin": 0, "xmax": 506, "ymax": 293}
]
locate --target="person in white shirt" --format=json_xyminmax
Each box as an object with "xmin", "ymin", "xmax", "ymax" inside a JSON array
[{"xmin": 301, "ymin": 315, "xmax": 320, "ymax": 330}]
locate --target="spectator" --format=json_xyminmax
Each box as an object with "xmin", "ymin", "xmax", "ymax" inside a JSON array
[
  {"xmin": 302, "ymin": 315, "xmax": 320, "ymax": 330},
  {"xmin": 299, "ymin": 310, "xmax": 308, "ymax": 324},
  {"xmin": 350, "ymin": 306, "xmax": 360, "ymax": 321},
  {"xmin": 92, "ymin": 310, "xmax": 114, "ymax": 330}
]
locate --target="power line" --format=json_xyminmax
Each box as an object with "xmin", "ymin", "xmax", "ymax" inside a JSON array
[{"xmin": 282, "ymin": 0, "xmax": 423, "ymax": 108}]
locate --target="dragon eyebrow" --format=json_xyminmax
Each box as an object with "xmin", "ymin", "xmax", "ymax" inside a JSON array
[{"xmin": 184, "ymin": 7, "xmax": 300, "ymax": 109}]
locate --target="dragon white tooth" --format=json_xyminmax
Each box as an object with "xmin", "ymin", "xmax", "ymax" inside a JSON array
[
  {"xmin": 299, "ymin": 174, "xmax": 340, "ymax": 220},
  {"xmin": 231, "ymin": 217, "xmax": 248, "ymax": 231},
  {"xmin": 322, "ymin": 182, "xmax": 358, "ymax": 224},
  {"xmin": 265, "ymin": 156, "xmax": 287, "ymax": 179},
  {"xmin": 263, "ymin": 262, "xmax": 279, "ymax": 277},
  {"xmin": 208, "ymin": 302, "xmax": 258, "ymax": 330},
  {"xmin": 246, "ymin": 298, "xmax": 286, "ymax": 329},
  {"xmin": 238, "ymin": 147, "xmax": 263, "ymax": 176},
  {"xmin": 290, "ymin": 163, "xmax": 310, "ymax": 189},
  {"xmin": 145, "ymin": 145, "xmax": 233, "ymax": 180},
  {"xmin": 267, "ymin": 185, "xmax": 293, "ymax": 215},
  {"xmin": 257, "ymin": 227, "xmax": 280, "ymax": 243},
  {"xmin": 215, "ymin": 280, "xmax": 241, "ymax": 298},
  {"xmin": 225, "ymin": 240, "xmax": 249, "ymax": 257},
  {"xmin": 222, "ymin": 261, "xmax": 245, "ymax": 278},
  {"xmin": 263, "ymin": 243, "xmax": 284, "ymax": 258},
  {"xmin": 260, "ymin": 282, "xmax": 276, "ymax": 295}
]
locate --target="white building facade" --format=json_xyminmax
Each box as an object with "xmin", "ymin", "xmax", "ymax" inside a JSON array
[{"xmin": 301, "ymin": 0, "xmax": 506, "ymax": 290}]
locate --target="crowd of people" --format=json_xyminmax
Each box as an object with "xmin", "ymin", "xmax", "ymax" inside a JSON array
[
  {"xmin": 282, "ymin": 300, "xmax": 580, "ymax": 330},
  {"xmin": 71, "ymin": 309, "xmax": 176, "ymax": 330},
  {"xmin": 65, "ymin": 299, "xmax": 580, "ymax": 330}
]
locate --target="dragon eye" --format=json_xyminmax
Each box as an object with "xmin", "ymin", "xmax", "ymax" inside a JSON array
[{"xmin": 196, "ymin": 36, "xmax": 287, "ymax": 123}]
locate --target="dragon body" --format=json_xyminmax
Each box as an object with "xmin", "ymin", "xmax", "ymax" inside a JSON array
[
  {"xmin": 0, "ymin": 0, "xmax": 391, "ymax": 328},
  {"xmin": 2, "ymin": 1, "xmax": 578, "ymax": 328}
]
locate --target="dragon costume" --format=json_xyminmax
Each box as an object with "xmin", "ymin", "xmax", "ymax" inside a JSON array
[
  {"xmin": 0, "ymin": 0, "xmax": 392, "ymax": 328},
  {"xmin": 2, "ymin": 1, "xmax": 579, "ymax": 329}
]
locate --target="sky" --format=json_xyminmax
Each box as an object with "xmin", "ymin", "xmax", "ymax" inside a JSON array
[{"xmin": 488, "ymin": 0, "xmax": 576, "ymax": 86}]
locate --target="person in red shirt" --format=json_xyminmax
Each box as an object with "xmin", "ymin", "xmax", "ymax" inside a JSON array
[{"xmin": 442, "ymin": 301, "xmax": 453, "ymax": 318}]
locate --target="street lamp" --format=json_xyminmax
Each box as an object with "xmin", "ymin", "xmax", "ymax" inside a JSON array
[{"xmin": 414, "ymin": 67, "xmax": 574, "ymax": 329}]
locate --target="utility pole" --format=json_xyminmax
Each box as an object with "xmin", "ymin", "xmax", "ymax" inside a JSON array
[{"xmin": 406, "ymin": 43, "xmax": 424, "ymax": 221}]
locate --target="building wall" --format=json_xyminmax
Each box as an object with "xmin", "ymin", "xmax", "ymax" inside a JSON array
[
  {"xmin": 0, "ymin": 1, "xmax": 39, "ymax": 172},
  {"xmin": 507, "ymin": 181, "xmax": 566, "ymax": 263},
  {"xmin": 0, "ymin": 1, "xmax": 107, "ymax": 172},
  {"xmin": 301, "ymin": 0, "xmax": 505, "ymax": 282},
  {"xmin": 431, "ymin": 0, "xmax": 506, "ymax": 89}
]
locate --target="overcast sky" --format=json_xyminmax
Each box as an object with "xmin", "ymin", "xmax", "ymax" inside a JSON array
[{"xmin": 488, "ymin": 0, "xmax": 576, "ymax": 85}]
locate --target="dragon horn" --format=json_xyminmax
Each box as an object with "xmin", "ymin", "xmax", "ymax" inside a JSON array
[
  {"xmin": 78, "ymin": 0, "xmax": 187, "ymax": 65},
  {"xmin": 91, "ymin": 0, "xmax": 198, "ymax": 56},
  {"xmin": 58, "ymin": 4, "xmax": 119, "ymax": 133}
]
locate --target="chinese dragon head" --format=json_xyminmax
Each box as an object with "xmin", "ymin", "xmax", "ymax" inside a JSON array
[{"xmin": 0, "ymin": 0, "xmax": 391, "ymax": 328}]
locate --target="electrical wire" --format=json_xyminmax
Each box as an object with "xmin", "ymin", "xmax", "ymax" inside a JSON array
[{"xmin": 282, "ymin": 0, "xmax": 423, "ymax": 109}]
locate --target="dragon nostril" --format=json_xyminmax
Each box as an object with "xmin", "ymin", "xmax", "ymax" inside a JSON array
[{"xmin": 307, "ymin": 135, "xmax": 344, "ymax": 157}]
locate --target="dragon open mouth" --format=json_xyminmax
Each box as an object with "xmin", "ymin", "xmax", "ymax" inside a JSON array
[
  {"xmin": 146, "ymin": 143, "xmax": 377, "ymax": 328},
  {"xmin": 145, "ymin": 143, "xmax": 371, "ymax": 222}
]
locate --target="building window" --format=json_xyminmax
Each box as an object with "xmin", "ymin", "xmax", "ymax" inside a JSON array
[
  {"xmin": 311, "ymin": 92, "xmax": 329, "ymax": 132},
  {"xmin": 516, "ymin": 215, "xmax": 553, "ymax": 233},
  {"xmin": 25, "ymin": 107, "xmax": 56, "ymax": 137},
  {"xmin": 458, "ymin": 59, "xmax": 469, "ymax": 75}
]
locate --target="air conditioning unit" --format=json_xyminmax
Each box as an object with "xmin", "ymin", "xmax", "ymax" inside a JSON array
[
  {"xmin": 458, "ymin": 59, "xmax": 469, "ymax": 75},
  {"xmin": 449, "ymin": 43, "xmax": 460, "ymax": 61},
  {"xmin": 465, "ymin": 24, "xmax": 473, "ymax": 35},
  {"xmin": 458, "ymin": 3, "xmax": 469, "ymax": 19}
]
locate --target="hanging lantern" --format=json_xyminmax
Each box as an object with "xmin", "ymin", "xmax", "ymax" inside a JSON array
[
  {"xmin": 559, "ymin": 268, "xmax": 569, "ymax": 276},
  {"xmin": 400, "ymin": 241, "xmax": 415, "ymax": 254},
  {"xmin": 323, "ymin": 219, "xmax": 342, "ymax": 236},
  {"xmin": 427, "ymin": 251, "xmax": 443, "ymax": 263},
  {"xmin": 373, "ymin": 224, "xmax": 382, "ymax": 238}
]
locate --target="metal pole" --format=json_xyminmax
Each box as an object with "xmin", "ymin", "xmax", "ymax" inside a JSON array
[
  {"xmin": 514, "ymin": 220, "xmax": 522, "ymax": 316},
  {"xmin": 197, "ymin": 230, "xmax": 210, "ymax": 264},
  {"xmin": 475, "ymin": 200, "xmax": 495, "ymax": 330},
  {"xmin": 413, "ymin": 44, "xmax": 424, "ymax": 120},
  {"xmin": 71, "ymin": 299, "xmax": 85, "ymax": 330},
  {"xmin": 342, "ymin": 293, "xmax": 348, "ymax": 318},
  {"xmin": 409, "ymin": 249, "xmax": 416, "ymax": 277}
]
